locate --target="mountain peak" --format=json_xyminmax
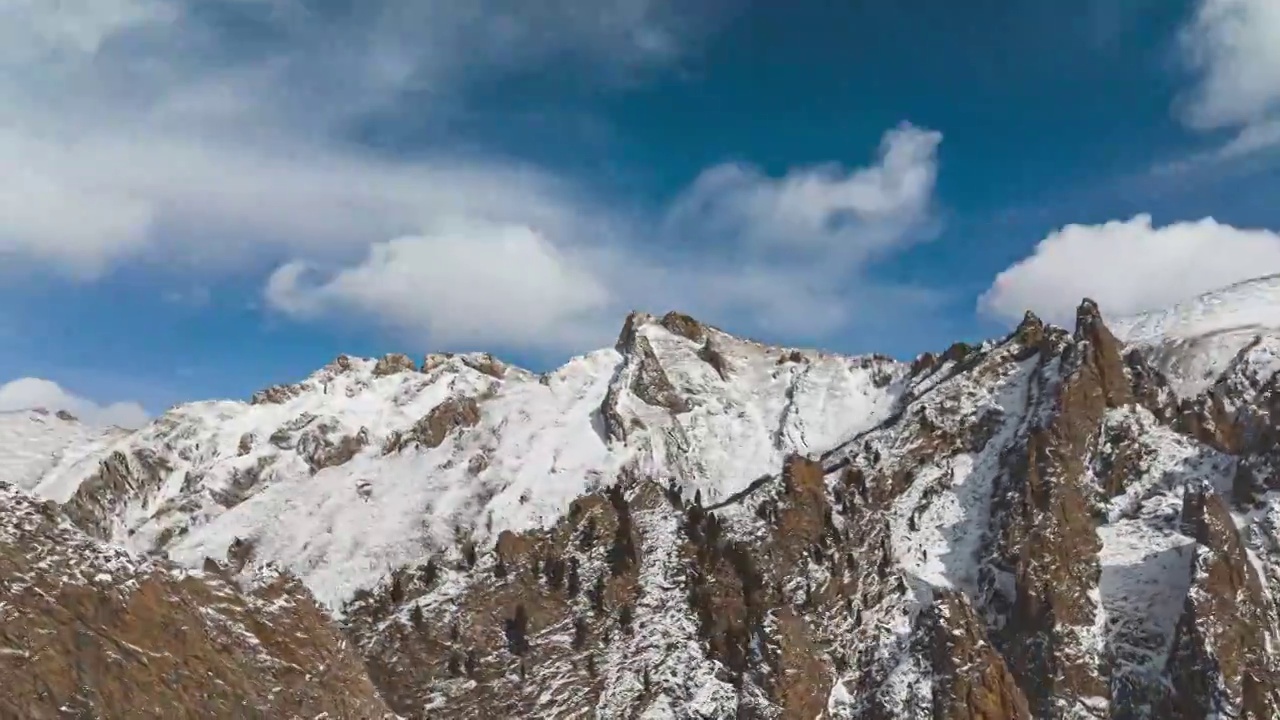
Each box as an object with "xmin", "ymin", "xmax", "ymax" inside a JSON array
[
  {"xmin": 1112, "ymin": 274, "xmax": 1280, "ymax": 396},
  {"xmin": 10, "ymin": 276, "xmax": 1280, "ymax": 717}
]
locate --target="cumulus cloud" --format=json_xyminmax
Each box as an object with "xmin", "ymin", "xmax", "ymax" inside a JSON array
[
  {"xmin": 1177, "ymin": 0, "xmax": 1280, "ymax": 154},
  {"xmin": 0, "ymin": 378, "xmax": 149, "ymax": 428},
  {"xmin": 265, "ymin": 124, "xmax": 945, "ymax": 349},
  {"xmin": 978, "ymin": 214, "xmax": 1280, "ymax": 325},
  {"xmin": 664, "ymin": 124, "xmax": 942, "ymax": 261},
  {"xmin": 265, "ymin": 223, "xmax": 615, "ymax": 350},
  {"xmin": 2, "ymin": 0, "xmax": 944, "ymax": 355},
  {"xmin": 0, "ymin": 0, "xmax": 712, "ymax": 278}
]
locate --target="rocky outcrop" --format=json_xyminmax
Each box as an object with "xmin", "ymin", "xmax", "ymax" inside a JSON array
[
  {"xmin": 301, "ymin": 425, "xmax": 370, "ymax": 472},
  {"xmin": 659, "ymin": 311, "xmax": 709, "ymax": 344},
  {"xmin": 915, "ymin": 590, "xmax": 1032, "ymax": 720},
  {"xmin": 628, "ymin": 336, "xmax": 689, "ymax": 414},
  {"xmin": 13, "ymin": 292, "xmax": 1280, "ymax": 718},
  {"xmin": 980, "ymin": 301, "xmax": 1130, "ymax": 716},
  {"xmin": 62, "ymin": 450, "xmax": 171, "ymax": 540},
  {"xmin": 0, "ymin": 484, "xmax": 393, "ymax": 719},
  {"xmin": 344, "ymin": 483, "xmax": 643, "ymax": 719},
  {"xmin": 384, "ymin": 397, "xmax": 482, "ymax": 453},
  {"xmin": 1161, "ymin": 487, "xmax": 1280, "ymax": 719},
  {"xmin": 373, "ymin": 352, "xmax": 417, "ymax": 377},
  {"xmin": 420, "ymin": 352, "xmax": 508, "ymax": 379},
  {"xmin": 600, "ymin": 314, "xmax": 693, "ymax": 442}
]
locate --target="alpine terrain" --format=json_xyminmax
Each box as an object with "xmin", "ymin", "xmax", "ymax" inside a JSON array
[{"xmin": 4, "ymin": 280, "xmax": 1280, "ymax": 719}]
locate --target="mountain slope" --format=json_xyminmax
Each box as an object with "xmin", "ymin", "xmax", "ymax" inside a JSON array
[
  {"xmin": 34, "ymin": 312, "xmax": 904, "ymax": 611},
  {"xmin": 0, "ymin": 482, "xmax": 394, "ymax": 719},
  {"xmin": 1112, "ymin": 274, "xmax": 1280, "ymax": 397},
  {"xmin": 0, "ymin": 409, "xmax": 126, "ymax": 501},
  {"xmin": 5, "ymin": 291, "xmax": 1280, "ymax": 718}
]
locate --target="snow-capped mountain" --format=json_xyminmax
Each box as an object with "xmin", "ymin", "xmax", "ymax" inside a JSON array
[
  {"xmin": 0, "ymin": 480, "xmax": 395, "ymax": 718},
  {"xmin": 0, "ymin": 408, "xmax": 129, "ymax": 501},
  {"xmin": 40, "ymin": 312, "xmax": 903, "ymax": 611},
  {"xmin": 1112, "ymin": 274, "xmax": 1280, "ymax": 398},
  {"xmin": 5, "ymin": 291, "xmax": 1280, "ymax": 719}
]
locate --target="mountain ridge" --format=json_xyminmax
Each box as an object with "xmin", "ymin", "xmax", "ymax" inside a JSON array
[{"xmin": 5, "ymin": 282, "xmax": 1280, "ymax": 717}]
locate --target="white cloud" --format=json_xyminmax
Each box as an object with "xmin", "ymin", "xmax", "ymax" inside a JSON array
[
  {"xmin": 265, "ymin": 223, "xmax": 615, "ymax": 350},
  {"xmin": 1, "ymin": 1, "xmax": 945, "ymax": 355},
  {"xmin": 0, "ymin": 377, "xmax": 149, "ymax": 428},
  {"xmin": 1177, "ymin": 0, "xmax": 1280, "ymax": 154},
  {"xmin": 265, "ymin": 124, "xmax": 945, "ymax": 350},
  {"xmin": 978, "ymin": 214, "xmax": 1280, "ymax": 325},
  {"xmin": 0, "ymin": 0, "xmax": 711, "ymax": 279},
  {"xmin": 664, "ymin": 123, "xmax": 942, "ymax": 262}
]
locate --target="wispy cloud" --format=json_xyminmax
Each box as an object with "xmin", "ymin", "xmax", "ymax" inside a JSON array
[
  {"xmin": 1175, "ymin": 0, "xmax": 1280, "ymax": 157},
  {"xmin": 1, "ymin": 0, "xmax": 945, "ymax": 358},
  {"xmin": 0, "ymin": 0, "xmax": 698, "ymax": 277},
  {"xmin": 266, "ymin": 124, "xmax": 946, "ymax": 350}
]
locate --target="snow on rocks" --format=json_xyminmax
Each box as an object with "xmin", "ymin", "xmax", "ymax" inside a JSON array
[
  {"xmin": 1113, "ymin": 273, "xmax": 1280, "ymax": 397},
  {"xmin": 7, "ymin": 287, "xmax": 1280, "ymax": 717},
  {"xmin": 8, "ymin": 313, "xmax": 905, "ymax": 615}
]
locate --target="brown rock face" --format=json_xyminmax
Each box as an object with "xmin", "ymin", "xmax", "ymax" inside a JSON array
[
  {"xmin": 916, "ymin": 590, "xmax": 1032, "ymax": 720},
  {"xmin": 384, "ymin": 397, "xmax": 482, "ymax": 453},
  {"xmin": 659, "ymin": 311, "xmax": 709, "ymax": 344},
  {"xmin": 985, "ymin": 300, "xmax": 1125, "ymax": 715},
  {"xmin": 910, "ymin": 351, "xmax": 940, "ymax": 377},
  {"xmin": 698, "ymin": 339, "xmax": 732, "ymax": 380},
  {"xmin": 680, "ymin": 455, "xmax": 843, "ymax": 717},
  {"xmin": 62, "ymin": 450, "xmax": 171, "ymax": 540},
  {"xmin": 0, "ymin": 484, "xmax": 393, "ymax": 719},
  {"xmin": 1074, "ymin": 298, "xmax": 1132, "ymax": 405},
  {"xmin": 1162, "ymin": 488, "xmax": 1280, "ymax": 719},
  {"xmin": 373, "ymin": 352, "xmax": 418, "ymax": 377},
  {"xmin": 297, "ymin": 423, "xmax": 370, "ymax": 473},
  {"xmin": 615, "ymin": 311, "xmax": 652, "ymax": 352},
  {"xmin": 250, "ymin": 383, "xmax": 303, "ymax": 405},
  {"xmin": 460, "ymin": 353, "xmax": 508, "ymax": 379},
  {"xmin": 344, "ymin": 483, "xmax": 640, "ymax": 719}
]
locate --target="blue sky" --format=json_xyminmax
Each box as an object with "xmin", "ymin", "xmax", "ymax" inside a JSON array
[{"xmin": 1, "ymin": 0, "xmax": 1279, "ymax": 420}]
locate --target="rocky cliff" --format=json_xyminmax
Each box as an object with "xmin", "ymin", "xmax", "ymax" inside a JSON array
[{"xmin": 5, "ymin": 282, "xmax": 1280, "ymax": 718}]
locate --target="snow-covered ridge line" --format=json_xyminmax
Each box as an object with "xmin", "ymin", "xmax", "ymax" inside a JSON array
[
  {"xmin": 4, "ymin": 310, "xmax": 907, "ymax": 611},
  {"xmin": 1112, "ymin": 274, "xmax": 1280, "ymax": 397}
]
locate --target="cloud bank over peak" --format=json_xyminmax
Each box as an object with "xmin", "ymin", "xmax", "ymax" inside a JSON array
[
  {"xmin": 265, "ymin": 123, "xmax": 946, "ymax": 351},
  {"xmin": 1, "ymin": 0, "xmax": 945, "ymax": 357},
  {"xmin": 265, "ymin": 223, "xmax": 616, "ymax": 351},
  {"xmin": 0, "ymin": 378, "xmax": 149, "ymax": 429},
  {"xmin": 979, "ymin": 214, "xmax": 1280, "ymax": 326}
]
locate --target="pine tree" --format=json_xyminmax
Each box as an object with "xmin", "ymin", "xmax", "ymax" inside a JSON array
[
  {"xmin": 422, "ymin": 558, "xmax": 440, "ymax": 586},
  {"xmin": 504, "ymin": 604, "xmax": 530, "ymax": 655},
  {"xmin": 618, "ymin": 603, "xmax": 634, "ymax": 635},
  {"xmin": 566, "ymin": 558, "xmax": 581, "ymax": 597},
  {"xmin": 590, "ymin": 574, "xmax": 607, "ymax": 614}
]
